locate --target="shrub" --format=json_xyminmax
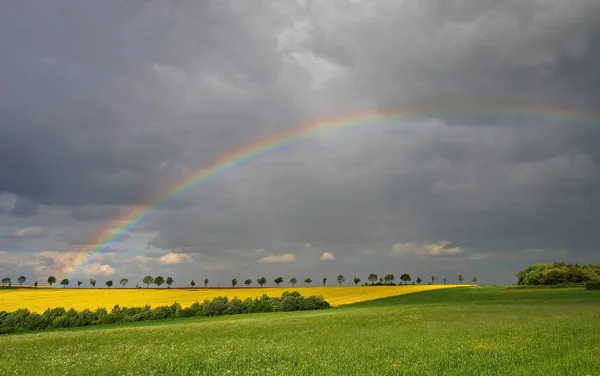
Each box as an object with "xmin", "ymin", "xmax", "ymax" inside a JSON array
[
  {"xmin": 203, "ymin": 297, "xmax": 229, "ymax": 316},
  {"xmin": 585, "ymin": 283, "xmax": 600, "ymax": 290},
  {"xmin": 224, "ymin": 298, "xmax": 247, "ymax": 315}
]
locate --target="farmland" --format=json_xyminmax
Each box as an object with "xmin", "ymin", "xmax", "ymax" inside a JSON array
[
  {"xmin": 0, "ymin": 285, "xmax": 462, "ymax": 313},
  {"xmin": 1, "ymin": 286, "xmax": 599, "ymax": 375}
]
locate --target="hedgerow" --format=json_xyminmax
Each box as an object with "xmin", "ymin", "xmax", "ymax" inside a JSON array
[{"xmin": 0, "ymin": 291, "xmax": 329, "ymax": 335}]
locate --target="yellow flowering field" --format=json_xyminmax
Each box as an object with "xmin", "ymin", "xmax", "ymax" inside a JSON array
[{"xmin": 0, "ymin": 285, "xmax": 464, "ymax": 313}]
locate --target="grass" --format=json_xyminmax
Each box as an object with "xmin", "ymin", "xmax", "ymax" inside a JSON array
[
  {"xmin": 1, "ymin": 286, "xmax": 599, "ymax": 375},
  {"xmin": 0, "ymin": 285, "xmax": 463, "ymax": 312}
]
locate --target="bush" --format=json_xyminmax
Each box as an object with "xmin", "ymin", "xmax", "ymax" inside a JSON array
[
  {"xmin": 516, "ymin": 262, "xmax": 600, "ymax": 285},
  {"xmin": 0, "ymin": 291, "xmax": 330, "ymax": 335},
  {"xmin": 585, "ymin": 283, "xmax": 600, "ymax": 290}
]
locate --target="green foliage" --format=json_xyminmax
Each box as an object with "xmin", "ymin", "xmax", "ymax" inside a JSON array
[
  {"xmin": 244, "ymin": 279, "xmax": 252, "ymax": 287},
  {"xmin": 274, "ymin": 277, "xmax": 284, "ymax": 287},
  {"xmin": 33, "ymin": 282, "xmax": 38, "ymax": 288},
  {"xmin": 1, "ymin": 278, "xmax": 10, "ymax": 287},
  {"xmin": 47, "ymin": 276, "xmax": 57, "ymax": 286},
  {"xmin": 256, "ymin": 277, "xmax": 267, "ymax": 287},
  {"xmin": 322, "ymin": 277, "xmax": 327, "ymax": 286},
  {"xmin": 17, "ymin": 276, "xmax": 26, "ymax": 286},
  {"xmin": 289, "ymin": 277, "xmax": 297, "ymax": 287},
  {"xmin": 154, "ymin": 276, "xmax": 165, "ymax": 287},
  {"xmin": 516, "ymin": 262, "xmax": 600, "ymax": 285},
  {"xmin": 416, "ymin": 276, "xmax": 422, "ymax": 285},
  {"xmin": 431, "ymin": 275, "xmax": 436, "ymax": 283},
  {"xmin": 400, "ymin": 273, "xmax": 411, "ymax": 284},
  {"xmin": 458, "ymin": 275, "xmax": 464, "ymax": 283},
  {"xmin": 337, "ymin": 274, "xmax": 345, "ymax": 286},
  {"xmin": 585, "ymin": 283, "xmax": 600, "ymax": 290},
  {"xmin": 60, "ymin": 278, "xmax": 69, "ymax": 288},
  {"xmin": 0, "ymin": 291, "xmax": 329, "ymax": 335},
  {"xmin": 231, "ymin": 279, "xmax": 238, "ymax": 288},
  {"xmin": 166, "ymin": 277, "xmax": 174, "ymax": 288},
  {"xmin": 190, "ymin": 280, "xmax": 196, "ymax": 287},
  {"xmin": 142, "ymin": 276, "xmax": 153, "ymax": 287},
  {"xmin": 90, "ymin": 278, "xmax": 97, "ymax": 287},
  {"xmin": 304, "ymin": 277, "xmax": 312, "ymax": 287},
  {"xmin": 353, "ymin": 277, "xmax": 361, "ymax": 286},
  {"xmin": 368, "ymin": 274, "xmax": 378, "ymax": 285},
  {"xmin": 472, "ymin": 276, "xmax": 477, "ymax": 284},
  {"xmin": 383, "ymin": 274, "xmax": 395, "ymax": 285},
  {"xmin": 120, "ymin": 278, "xmax": 128, "ymax": 288},
  {"xmin": 204, "ymin": 278, "xmax": 209, "ymax": 287}
]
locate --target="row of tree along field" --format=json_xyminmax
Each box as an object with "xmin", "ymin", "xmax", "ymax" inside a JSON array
[
  {"xmin": 0, "ymin": 291, "xmax": 329, "ymax": 335},
  {"xmin": 1, "ymin": 273, "xmax": 476, "ymax": 288},
  {"xmin": 516, "ymin": 262, "xmax": 600, "ymax": 285}
]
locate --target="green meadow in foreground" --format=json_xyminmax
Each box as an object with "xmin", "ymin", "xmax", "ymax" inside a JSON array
[{"xmin": 1, "ymin": 286, "xmax": 599, "ymax": 375}]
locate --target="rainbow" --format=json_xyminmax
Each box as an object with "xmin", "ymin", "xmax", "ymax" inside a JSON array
[{"xmin": 66, "ymin": 104, "xmax": 599, "ymax": 277}]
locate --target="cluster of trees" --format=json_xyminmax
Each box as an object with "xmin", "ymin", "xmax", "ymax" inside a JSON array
[
  {"xmin": 2, "ymin": 273, "xmax": 477, "ymax": 289},
  {"xmin": 516, "ymin": 262, "xmax": 600, "ymax": 285},
  {"xmin": 0, "ymin": 291, "xmax": 329, "ymax": 335}
]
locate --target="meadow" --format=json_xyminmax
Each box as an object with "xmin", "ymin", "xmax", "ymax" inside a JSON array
[
  {"xmin": 1, "ymin": 286, "xmax": 599, "ymax": 375},
  {"xmin": 0, "ymin": 285, "xmax": 461, "ymax": 313}
]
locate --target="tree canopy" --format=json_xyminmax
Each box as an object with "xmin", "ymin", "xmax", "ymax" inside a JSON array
[{"xmin": 516, "ymin": 262, "xmax": 600, "ymax": 285}]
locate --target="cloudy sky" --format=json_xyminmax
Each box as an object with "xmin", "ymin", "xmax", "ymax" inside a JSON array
[{"xmin": 1, "ymin": 0, "xmax": 600, "ymax": 287}]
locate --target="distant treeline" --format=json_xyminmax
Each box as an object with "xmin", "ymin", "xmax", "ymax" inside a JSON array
[
  {"xmin": 516, "ymin": 262, "xmax": 600, "ymax": 285},
  {"xmin": 0, "ymin": 291, "xmax": 329, "ymax": 335}
]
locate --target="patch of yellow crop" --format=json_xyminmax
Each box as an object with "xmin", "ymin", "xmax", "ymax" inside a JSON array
[{"xmin": 0, "ymin": 285, "xmax": 465, "ymax": 313}]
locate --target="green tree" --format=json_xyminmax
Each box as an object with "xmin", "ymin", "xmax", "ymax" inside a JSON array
[
  {"xmin": 154, "ymin": 276, "xmax": 165, "ymax": 287},
  {"xmin": 472, "ymin": 276, "xmax": 477, "ymax": 284},
  {"xmin": 304, "ymin": 277, "xmax": 312, "ymax": 287},
  {"xmin": 443, "ymin": 278, "xmax": 447, "ymax": 285},
  {"xmin": 368, "ymin": 273, "xmax": 378, "ymax": 285},
  {"xmin": 77, "ymin": 280, "xmax": 83, "ymax": 288},
  {"xmin": 34, "ymin": 281, "xmax": 38, "ymax": 288},
  {"xmin": 231, "ymin": 278, "xmax": 238, "ymax": 288},
  {"xmin": 166, "ymin": 277, "xmax": 174, "ymax": 288},
  {"xmin": 120, "ymin": 278, "xmax": 129, "ymax": 288},
  {"xmin": 458, "ymin": 274, "xmax": 464, "ymax": 284},
  {"xmin": 416, "ymin": 277, "xmax": 422, "ymax": 285},
  {"xmin": 90, "ymin": 278, "xmax": 97, "ymax": 287},
  {"xmin": 431, "ymin": 275, "xmax": 436, "ymax": 284},
  {"xmin": 60, "ymin": 278, "xmax": 69, "ymax": 288},
  {"xmin": 1, "ymin": 277, "xmax": 10, "ymax": 287},
  {"xmin": 244, "ymin": 279, "xmax": 252, "ymax": 287},
  {"xmin": 105, "ymin": 280, "xmax": 113, "ymax": 288},
  {"xmin": 142, "ymin": 276, "xmax": 153, "ymax": 288},
  {"xmin": 204, "ymin": 278, "xmax": 209, "ymax": 287},
  {"xmin": 290, "ymin": 277, "xmax": 297, "ymax": 287},
  {"xmin": 353, "ymin": 277, "xmax": 361, "ymax": 286},
  {"xmin": 256, "ymin": 277, "xmax": 267, "ymax": 287},
  {"xmin": 384, "ymin": 274, "xmax": 395, "ymax": 285},
  {"xmin": 322, "ymin": 277, "xmax": 327, "ymax": 286},
  {"xmin": 274, "ymin": 277, "xmax": 283, "ymax": 287},
  {"xmin": 400, "ymin": 273, "xmax": 411, "ymax": 285},
  {"xmin": 47, "ymin": 276, "xmax": 57, "ymax": 286},
  {"xmin": 337, "ymin": 274, "xmax": 345, "ymax": 286},
  {"xmin": 191, "ymin": 280, "xmax": 196, "ymax": 287},
  {"xmin": 17, "ymin": 276, "xmax": 26, "ymax": 286}
]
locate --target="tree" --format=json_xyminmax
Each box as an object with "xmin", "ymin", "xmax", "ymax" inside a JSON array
[
  {"xmin": 60, "ymin": 278, "xmax": 69, "ymax": 288},
  {"xmin": 400, "ymin": 273, "xmax": 411, "ymax": 285},
  {"xmin": 290, "ymin": 277, "xmax": 297, "ymax": 287},
  {"xmin": 322, "ymin": 277, "xmax": 327, "ymax": 286},
  {"xmin": 106, "ymin": 280, "xmax": 113, "ymax": 288},
  {"xmin": 337, "ymin": 274, "xmax": 345, "ymax": 286},
  {"xmin": 142, "ymin": 276, "xmax": 153, "ymax": 288},
  {"xmin": 77, "ymin": 280, "xmax": 83, "ymax": 288},
  {"xmin": 443, "ymin": 278, "xmax": 447, "ymax": 285},
  {"xmin": 472, "ymin": 276, "xmax": 477, "ymax": 284},
  {"xmin": 154, "ymin": 276, "xmax": 165, "ymax": 287},
  {"xmin": 47, "ymin": 276, "xmax": 57, "ymax": 286},
  {"xmin": 34, "ymin": 281, "xmax": 38, "ymax": 288},
  {"xmin": 166, "ymin": 277, "xmax": 174, "ymax": 288},
  {"xmin": 416, "ymin": 277, "xmax": 422, "ymax": 285},
  {"xmin": 1, "ymin": 277, "xmax": 10, "ymax": 287},
  {"xmin": 274, "ymin": 277, "xmax": 283, "ymax": 287},
  {"xmin": 368, "ymin": 274, "xmax": 378, "ymax": 285},
  {"xmin": 17, "ymin": 276, "xmax": 26, "ymax": 286},
  {"xmin": 458, "ymin": 274, "xmax": 464, "ymax": 284},
  {"xmin": 231, "ymin": 278, "xmax": 238, "ymax": 288},
  {"xmin": 256, "ymin": 277, "xmax": 267, "ymax": 287},
  {"xmin": 204, "ymin": 278, "xmax": 209, "ymax": 287},
  {"xmin": 120, "ymin": 278, "xmax": 129, "ymax": 288},
  {"xmin": 384, "ymin": 274, "xmax": 395, "ymax": 285},
  {"xmin": 191, "ymin": 280, "xmax": 196, "ymax": 287},
  {"xmin": 353, "ymin": 277, "xmax": 361, "ymax": 286},
  {"xmin": 431, "ymin": 275, "xmax": 436, "ymax": 284},
  {"xmin": 90, "ymin": 278, "xmax": 97, "ymax": 287},
  {"xmin": 304, "ymin": 277, "xmax": 312, "ymax": 287},
  {"xmin": 244, "ymin": 279, "xmax": 252, "ymax": 287}
]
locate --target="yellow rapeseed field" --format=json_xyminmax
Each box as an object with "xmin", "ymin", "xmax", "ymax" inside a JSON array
[{"xmin": 0, "ymin": 285, "xmax": 465, "ymax": 313}]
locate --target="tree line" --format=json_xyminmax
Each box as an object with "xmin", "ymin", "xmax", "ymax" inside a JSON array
[
  {"xmin": 516, "ymin": 262, "xmax": 600, "ymax": 285},
  {"xmin": 2, "ymin": 273, "xmax": 477, "ymax": 288}
]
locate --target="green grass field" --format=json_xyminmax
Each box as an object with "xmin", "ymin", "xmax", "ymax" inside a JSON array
[{"xmin": 1, "ymin": 286, "xmax": 599, "ymax": 375}]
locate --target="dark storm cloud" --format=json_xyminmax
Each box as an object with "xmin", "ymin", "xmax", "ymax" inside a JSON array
[{"xmin": 1, "ymin": 1, "xmax": 600, "ymax": 284}]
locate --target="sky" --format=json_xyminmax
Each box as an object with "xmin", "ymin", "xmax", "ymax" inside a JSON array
[{"xmin": 1, "ymin": 0, "xmax": 600, "ymax": 287}]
